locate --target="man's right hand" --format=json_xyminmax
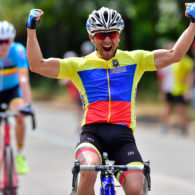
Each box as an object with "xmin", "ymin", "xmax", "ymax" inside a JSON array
[{"xmin": 26, "ymin": 9, "xmax": 44, "ymax": 29}]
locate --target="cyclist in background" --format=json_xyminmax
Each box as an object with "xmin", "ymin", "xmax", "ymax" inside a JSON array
[
  {"xmin": 190, "ymin": 66, "xmax": 195, "ymax": 108},
  {"xmin": 0, "ymin": 21, "xmax": 32, "ymax": 174},
  {"xmin": 157, "ymin": 41, "xmax": 194, "ymax": 135},
  {"xmin": 26, "ymin": 3, "xmax": 195, "ymax": 195},
  {"xmin": 189, "ymin": 41, "xmax": 195, "ymax": 108}
]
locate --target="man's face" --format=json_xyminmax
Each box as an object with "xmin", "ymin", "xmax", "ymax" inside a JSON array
[
  {"xmin": 89, "ymin": 31, "xmax": 120, "ymax": 60},
  {"xmin": 0, "ymin": 39, "xmax": 12, "ymax": 58}
]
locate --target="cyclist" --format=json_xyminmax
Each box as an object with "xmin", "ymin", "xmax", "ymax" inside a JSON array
[
  {"xmin": 0, "ymin": 21, "xmax": 32, "ymax": 174},
  {"xmin": 190, "ymin": 41, "xmax": 195, "ymax": 108},
  {"xmin": 190, "ymin": 66, "xmax": 195, "ymax": 108},
  {"xmin": 26, "ymin": 4, "xmax": 195, "ymax": 195}
]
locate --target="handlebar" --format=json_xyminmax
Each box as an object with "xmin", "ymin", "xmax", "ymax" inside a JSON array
[
  {"xmin": 77, "ymin": 164, "xmax": 144, "ymax": 172},
  {"xmin": 20, "ymin": 109, "xmax": 36, "ymax": 130},
  {"xmin": 0, "ymin": 104, "xmax": 36, "ymax": 130},
  {"xmin": 71, "ymin": 159, "xmax": 151, "ymax": 191}
]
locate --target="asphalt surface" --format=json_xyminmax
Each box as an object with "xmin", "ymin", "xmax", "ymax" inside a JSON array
[{"xmin": 6, "ymin": 102, "xmax": 195, "ymax": 195}]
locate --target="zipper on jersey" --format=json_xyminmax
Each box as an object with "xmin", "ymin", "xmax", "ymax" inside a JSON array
[{"xmin": 106, "ymin": 61, "xmax": 111, "ymax": 123}]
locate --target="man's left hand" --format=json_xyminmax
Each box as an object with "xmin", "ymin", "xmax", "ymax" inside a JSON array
[
  {"xmin": 185, "ymin": 3, "xmax": 195, "ymax": 22},
  {"xmin": 20, "ymin": 103, "xmax": 33, "ymax": 115}
]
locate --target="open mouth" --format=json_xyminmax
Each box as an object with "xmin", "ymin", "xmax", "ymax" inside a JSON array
[{"xmin": 103, "ymin": 46, "xmax": 112, "ymax": 52}]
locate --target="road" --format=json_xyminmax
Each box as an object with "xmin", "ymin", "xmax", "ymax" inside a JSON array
[{"xmin": 14, "ymin": 102, "xmax": 195, "ymax": 195}]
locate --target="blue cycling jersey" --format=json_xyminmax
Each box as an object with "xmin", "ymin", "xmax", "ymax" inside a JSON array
[{"xmin": 0, "ymin": 42, "xmax": 29, "ymax": 92}]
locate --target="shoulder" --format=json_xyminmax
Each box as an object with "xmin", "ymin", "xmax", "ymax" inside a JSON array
[
  {"xmin": 10, "ymin": 42, "xmax": 26, "ymax": 57},
  {"xmin": 128, "ymin": 49, "xmax": 153, "ymax": 57},
  {"xmin": 82, "ymin": 51, "xmax": 97, "ymax": 59},
  {"xmin": 117, "ymin": 49, "xmax": 154, "ymax": 65},
  {"xmin": 60, "ymin": 57, "xmax": 82, "ymax": 64},
  {"xmin": 117, "ymin": 49, "xmax": 152, "ymax": 58},
  {"xmin": 59, "ymin": 57, "xmax": 83, "ymax": 72},
  {"xmin": 10, "ymin": 42, "xmax": 26, "ymax": 51}
]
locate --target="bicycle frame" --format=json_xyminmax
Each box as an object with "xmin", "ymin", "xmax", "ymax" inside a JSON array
[
  {"xmin": 0, "ymin": 113, "xmax": 18, "ymax": 194},
  {"xmin": 0, "ymin": 105, "xmax": 35, "ymax": 195},
  {"xmin": 100, "ymin": 155, "xmax": 115, "ymax": 195},
  {"xmin": 100, "ymin": 171, "xmax": 115, "ymax": 195}
]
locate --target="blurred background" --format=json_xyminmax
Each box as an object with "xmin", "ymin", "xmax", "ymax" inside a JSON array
[{"xmin": 1, "ymin": 0, "xmax": 195, "ymax": 194}]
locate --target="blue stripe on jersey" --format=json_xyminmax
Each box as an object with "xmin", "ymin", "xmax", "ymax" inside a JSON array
[
  {"xmin": 78, "ymin": 64, "xmax": 137, "ymax": 104},
  {"xmin": 109, "ymin": 64, "xmax": 136, "ymax": 102},
  {"xmin": 78, "ymin": 69, "xmax": 109, "ymax": 103}
]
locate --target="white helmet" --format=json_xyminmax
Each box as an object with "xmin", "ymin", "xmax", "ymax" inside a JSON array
[
  {"xmin": 86, "ymin": 7, "xmax": 124, "ymax": 35},
  {"xmin": 0, "ymin": 21, "xmax": 16, "ymax": 40}
]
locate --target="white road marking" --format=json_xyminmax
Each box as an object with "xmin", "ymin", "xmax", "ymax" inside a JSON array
[{"xmin": 29, "ymin": 128, "xmax": 76, "ymax": 148}]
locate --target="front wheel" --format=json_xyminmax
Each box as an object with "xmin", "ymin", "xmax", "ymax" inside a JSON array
[
  {"xmin": 3, "ymin": 189, "xmax": 17, "ymax": 195},
  {"xmin": 3, "ymin": 146, "xmax": 17, "ymax": 195}
]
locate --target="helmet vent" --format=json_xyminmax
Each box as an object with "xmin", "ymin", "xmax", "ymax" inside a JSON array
[
  {"xmin": 91, "ymin": 17, "xmax": 96, "ymax": 22},
  {"xmin": 103, "ymin": 11, "xmax": 108, "ymax": 22},
  {"xmin": 116, "ymin": 16, "xmax": 120, "ymax": 21},
  {"xmin": 111, "ymin": 23, "xmax": 117, "ymax": 27},
  {"xmin": 112, "ymin": 12, "xmax": 115, "ymax": 19},
  {"xmin": 95, "ymin": 13, "xmax": 100, "ymax": 19},
  {"xmin": 96, "ymin": 24, "xmax": 102, "ymax": 27}
]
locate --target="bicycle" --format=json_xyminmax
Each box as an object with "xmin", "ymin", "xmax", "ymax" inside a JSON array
[
  {"xmin": 0, "ymin": 103, "xmax": 36, "ymax": 195},
  {"xmin": 70, "ymin": 152, "xmax": 151, "ymax": 195}
]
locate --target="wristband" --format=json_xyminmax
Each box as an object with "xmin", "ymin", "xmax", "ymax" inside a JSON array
[
  {"xmin": 26, "ymin": 18, "xmax": 41, "ymax": 29},
  {"xmin": 189, "ymin": 15, "xmax": 195, "ymax": 23}
]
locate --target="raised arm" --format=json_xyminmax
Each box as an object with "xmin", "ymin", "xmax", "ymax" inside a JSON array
[
  {"xmin": 26, "ymin": 9, "xmax": 60, "ymax": 78},
  {"xmin": 154, "ymin": 3, "xmax": 195, "ymax": 70}
]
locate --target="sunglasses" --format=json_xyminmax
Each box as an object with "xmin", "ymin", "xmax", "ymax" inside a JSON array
[
  {"xmin": 0, "ymin": 39, "xmax": 12, "ymax": 45},
  {"xmin": 94, "ymin": 31, "xmax": 119, "ymax": 40}
]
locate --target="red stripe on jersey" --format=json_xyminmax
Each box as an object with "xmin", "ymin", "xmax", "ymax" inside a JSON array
[
  {"xmin": 85, "ymin": 101, "xmax": 109, "ymax": 124},
  {"xmin": 85, "ymin": 100, "xmax": 131, "ymax": 127},
  {"xmin": 109, "ymin": 101, "xmax": 131, "ymax": 127}
]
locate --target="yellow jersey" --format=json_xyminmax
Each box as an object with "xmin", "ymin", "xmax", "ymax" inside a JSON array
[{"xmin": 57, "ymin": 49, "xmax": 156, "ymax": 131}]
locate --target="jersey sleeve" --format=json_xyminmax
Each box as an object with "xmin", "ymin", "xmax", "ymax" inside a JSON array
[
  {"xmin": 57, "ymin": 57, "xmax": 81, "ymax": 80},
  {"xmin": 14, "ymin": 43, "xmax": 29, "ymax": 71},
  {"xmin": 130, "ymin": 50, "xmax": 156, "ymax": 72}
]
